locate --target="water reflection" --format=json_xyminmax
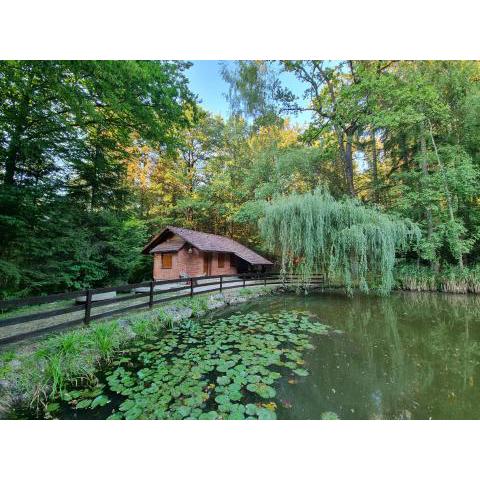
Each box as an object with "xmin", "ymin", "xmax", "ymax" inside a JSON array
[{"xmin": 229, "ymin": 290, "xmax": 480, "ymax": 419}]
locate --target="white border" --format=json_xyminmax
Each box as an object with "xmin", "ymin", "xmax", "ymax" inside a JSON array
[{"xmin": 1, "ymin": 0, "xmax": 478, "ymax": 59}]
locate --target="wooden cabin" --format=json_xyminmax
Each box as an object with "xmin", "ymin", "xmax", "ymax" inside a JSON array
[{"xmin": 142, "ymin": 226, "xmax": 273, "ymax": 281}]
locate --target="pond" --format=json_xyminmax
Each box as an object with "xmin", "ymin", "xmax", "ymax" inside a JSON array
[
  {"xmin": 30, "ymin": 290, "xmax": 480, "ymax": 419},
  {"xmin": 244, "ymin": 291, "xmax": 480, "ymax": 420}
]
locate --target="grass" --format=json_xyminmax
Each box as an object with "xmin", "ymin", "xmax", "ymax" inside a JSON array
[
  {"xmin": 0, "ymin": 350, "xmax": 16, "ymax": 378},
  {"xmin": 0, "ymin": 299, "xmax": 73, "ymax": 321},
  {"xmin": 395, "ymin": 264, "xmax": 480, "ymax": 293},
  {"xmin": 0, "ymin": 285, "xmax": 277, "ymax": 415}
]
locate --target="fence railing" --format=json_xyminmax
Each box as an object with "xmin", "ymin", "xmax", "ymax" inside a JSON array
[{"xmin": 0, "ymin": 272, "xmax": 325, "ymax": 346}]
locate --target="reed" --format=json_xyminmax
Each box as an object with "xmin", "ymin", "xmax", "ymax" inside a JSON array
[{"xmin": 395, "ymin": 264, "xmax": 480, "ymax": 293}]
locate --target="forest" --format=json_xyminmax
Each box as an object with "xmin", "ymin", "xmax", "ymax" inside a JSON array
[{"xmin": 1, "ymin": 60, "xmax": 479, "ymax": 299}]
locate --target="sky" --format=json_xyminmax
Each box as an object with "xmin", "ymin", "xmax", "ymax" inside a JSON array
[{"xmin": 185, "ymin": 61, "xmax": 313, "ymax": 127}]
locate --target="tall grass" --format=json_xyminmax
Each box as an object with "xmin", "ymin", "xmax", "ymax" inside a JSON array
[{"xmin": 395, "ymin": 264, "xmax": 480, "ymax": 293}]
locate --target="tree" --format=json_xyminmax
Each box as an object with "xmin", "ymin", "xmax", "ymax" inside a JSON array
[
  {"xmin": 221, "ymin": 61, "xmax": 287, "ymax": 129},
  {"xmin": 0, "ymin": 60, "xmax": 197, "ymax": 297},
  {"xmin": 260, "ymin": 189, "xmax": 420, "ymax": 295}
]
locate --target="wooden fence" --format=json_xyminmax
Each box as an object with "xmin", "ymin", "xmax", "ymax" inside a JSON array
[{"xmin": 0, "ymin": 272, "xmax": 325, "ymax": 346}]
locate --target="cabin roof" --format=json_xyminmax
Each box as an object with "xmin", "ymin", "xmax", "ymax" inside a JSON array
[
  {"xmin": 143, "ymin": 226, "xmax": 273, "ymax": 265},
  {"xmin": 150, "ymin": 239, "xmax": 185, "ymax": 253}
]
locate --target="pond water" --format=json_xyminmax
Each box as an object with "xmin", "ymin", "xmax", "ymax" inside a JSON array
[
  {"xmin": 23, "ymin": 290, "xmax": 480, "ymax": 420},
  {"xmin": 234, "ymin": 291, "xmax": 480, "ymax": 420}
]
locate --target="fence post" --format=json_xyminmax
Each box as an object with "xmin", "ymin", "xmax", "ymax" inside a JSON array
[
  {"xmin": 190, "ymin": 278, "xmax": 194, "ymax": 297},
  {"xmin": 243, "ymin": 274, "xmax": 246, "ymax": 288},
  {"xmin": 149, "ymin": 280, "xmax": 154, "ymax": 308},
  {"xmin": 220, "ymin": 275, "xmax": 223, "ymax": 292},
  {"xmin": 84, "ymin": 289, "xmax": 92, "ymax": 325},
  {"xmin": 264, "ymin": 272, "xmax": 267, "ymax": 287}
]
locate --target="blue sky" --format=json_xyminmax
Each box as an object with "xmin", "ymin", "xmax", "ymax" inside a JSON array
[{"xmin": 185, "ymin": 61, "xmax": 313, "ymax": 127}]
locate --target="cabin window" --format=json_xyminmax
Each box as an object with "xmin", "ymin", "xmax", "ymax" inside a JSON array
[
  {"xmin": 161, "ymin": 253, "xmax": 173, "ymax": 269},
  {"xmin": 218, "ymin": 252, "xmax": 225, "ymax": 268}
]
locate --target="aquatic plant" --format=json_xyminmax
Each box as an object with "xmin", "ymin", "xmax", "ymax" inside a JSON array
[
  {"xmin": 46, "ymin": 311, "xmax": 329, "ymax": 420},
  {"xmin": 260, "ymin": 189, "xmax": 420, "ymax": 295},
  {"xmin": 394, "ymin": 264, "xmax": 437, "ymax": 291},
  {"xmin": 1, "ymin": 286, "xmax": 278, "ymax": 416},
  {"xmin": 395, "ymin": 264, "xmax": 480, "ymax": 293}
]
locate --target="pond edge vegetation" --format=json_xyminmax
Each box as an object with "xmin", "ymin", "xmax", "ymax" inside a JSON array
[{"xmin": 0, "ymin": 285, "xmax": 281, "ymax": 418}]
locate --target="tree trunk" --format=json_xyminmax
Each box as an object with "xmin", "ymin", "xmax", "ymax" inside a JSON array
[
  {"xmin": 90, "ymin": 143, "xmax": 101, "ymax": 210},
  {"xmin": 371, "ymin": 130, "xmax": 378, "ymax": 202},
  {"xmin": 4, "ymin": 138, "xmax": 20, "ymax": 185},
  {"xmin": 345, "ymin": 133, "xmax": 355, "ymax": 197},
  {"xmin": 4, "ymin": 78, "xmax": 32, "ymax": 186},
  {"xmin": 420, "ymin": 124, "xmax": 439, "ymax": 272},
  {"xmin": 4, "ymin": 111, "xmax": 28, "ymax": 186},
  {"xmin": 427, "ymin": 120, "xmax": 463, "ymax": 268}
]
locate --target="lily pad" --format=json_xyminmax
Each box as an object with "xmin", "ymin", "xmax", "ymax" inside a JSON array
[
  {"xmin": 257, "ymin": 408, "xmax": 277, "ymax": 420},
  {"xmin": 199, "ymin": 411, "xmax": 218, "ymax": 420}
]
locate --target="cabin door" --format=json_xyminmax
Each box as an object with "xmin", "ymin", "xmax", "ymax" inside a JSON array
[{"xmin": 203, "ymin": 253, "xmax": 212, "ymax": 275}]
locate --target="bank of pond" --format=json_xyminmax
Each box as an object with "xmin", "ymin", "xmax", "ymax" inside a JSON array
[{"xmin": 3, "ymin": 289, "xmax": 480, "ymax": 420}]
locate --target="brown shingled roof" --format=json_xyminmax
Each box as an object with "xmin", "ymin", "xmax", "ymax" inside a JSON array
[
  {"xmin": 150, "ymin": 239, "xmax": 185, "ymax": 253},
  {"xmin": 143, "ymin": 226, "xmax": 273, "ymax": 265}
]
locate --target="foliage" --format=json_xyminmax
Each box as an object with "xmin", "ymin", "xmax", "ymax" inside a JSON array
[
  {"xmin": 42, "ymin": 310, "xmax": 329, "ymax": 420},
  {"xmin": 2, "ymin": 60, "xmax": 480, "ymax": 299},
  {"xmin": 261, "ymin": 189, "xmax": 420, "ymax": 294},
  {"xmin": 0, "ymin": 60, "xmax": 193, "ymax": 297}
]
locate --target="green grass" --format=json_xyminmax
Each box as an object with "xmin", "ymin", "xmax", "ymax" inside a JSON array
[
  {"xmin": 0, "ymin": 350, "xmax": 16, "ymax": 378},
  {"xmin": 0, "ymin": 299, "xmax": 72, "ymax": 321}
]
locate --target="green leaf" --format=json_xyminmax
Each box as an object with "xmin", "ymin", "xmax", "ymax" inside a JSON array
[
  {"xmin": 245, "ymin": 404, "xmax": 258, "ymax": 416},
  {"xmin": 199, "ymin": 411, "xmax": 218, "ymax": 420},
  {"xmin": 293, "ymin": 368, "xmax": 309, "ymax": 377},
  {"xmin": 76, "ymin": 399, "xmax": 92, "ymax": 409},
  {"xmin": 46, "ymin": 402, "xmax": 60, "ymax": 413},
  {"xmin": 217, "ymin": 375, "xmax": 230, "ymax": 386},
  {"xmin": 257, "ymin": 408, "xmax": 277, "ymax": 420},
  {"xmin": 90, "ymin": 395, "xmax": 111, "ymax": 409},
  {"xmin": 321, "ymin": 411, "xmax": 339, "ymax": 420}
]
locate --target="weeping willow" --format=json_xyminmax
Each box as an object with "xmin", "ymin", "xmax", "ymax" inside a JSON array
[{"xmin": 260, "ymin": 190, "xmax": 420, "ymax": 295}]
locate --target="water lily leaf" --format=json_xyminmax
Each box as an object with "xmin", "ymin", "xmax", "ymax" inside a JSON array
[
  {"xmin": 176, "ymin": 406, "xmax": 192, "ymax": 418},
  {"xmin": 107, "ymin": 412, "xmax": 124, "ymax": 420},
  {"xmin": 125, "ymin": 407, "xmax": 143, "ymax": 420},
  {"xmin": 245, "ymin": 404, "xmax": 258, "ymax": 416},
  {"xmin": 215, "ymin": 394, "xmax": 230, "ymax": 404},
  {"xmin": 119, "ymin": 399, "xmax": 136, "ymax": 412},
  {"xmin": 217, "ymin": 375, "xmax": 230, "ymax": 386},
  {"xmin": 90, "ymin": 395, "xmax": 110, "ymax": 409},
  {"xmin": 257, "ymin": 408, "xmax": 277, "ymax": 420},
  {"xmin": 227, "ymin": 411, "xmax": 245, "ymax": 420},
  {"xmin": 256, "ymin": 384, "xmax": 276, "ymax": 399},
  {"xmin": 229, "ymin": 390, "xmax": 242, "ymax": 401},
  {"xmin": 293, "ymin": 368, "xmax": 309, "ymax": 377},
  {"xmin": 321, "ymin": 411, "xmax": 339, "ymax": 420},
  {"xmin": 199, "ymin": 411, "xmax": 218, "ymax": 420}
]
